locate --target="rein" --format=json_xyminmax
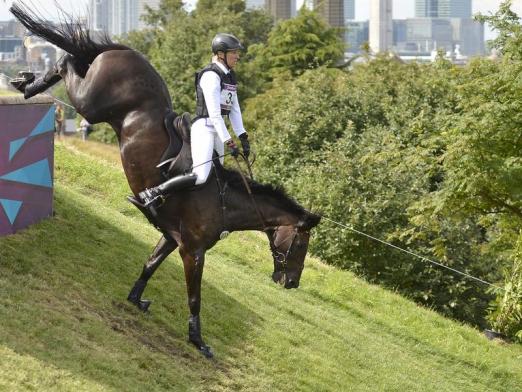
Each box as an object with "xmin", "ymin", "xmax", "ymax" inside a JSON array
[
  {"xmin": 271, "ymin": 226, "xmax": 299, "ymax": 272},
  {"xmin": 232, "ymin": 156, "xmax": 269, "ymax": 231},
  {"xmin": 216, "ymin": 154, "xmax": 298, "ymax": 272}
]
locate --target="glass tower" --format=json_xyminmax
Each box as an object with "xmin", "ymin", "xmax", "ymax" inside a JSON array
[
  {"xmin": 415, "ymin": 0, "xmax": 472, "ymax": 18},
  {"xmin": 313, "ymin": 0, "xmax": 345, "ymax": 27},
  {"xmin": 345, "ymin": 0, "xmax": 355, "ymax": 20}
]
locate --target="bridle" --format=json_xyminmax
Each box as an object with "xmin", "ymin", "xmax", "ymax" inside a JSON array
[
  {"xmin": 270, "ymin": 226, "xmax": 299, "ymax": 272},
  {"xmin": 214, "ymin": 154, "xmax": 302, "ymax": 273}
]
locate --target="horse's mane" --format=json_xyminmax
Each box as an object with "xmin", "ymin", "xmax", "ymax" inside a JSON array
[
  {"xmin": 10, "ymin": 1, "xmax": 130, "ymax": 75},
  {"xmin": 216, "ymin": 164, "xmax": 308, "ymax": 218}
]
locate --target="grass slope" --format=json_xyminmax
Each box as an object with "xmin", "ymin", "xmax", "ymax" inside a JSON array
[{"xmin": 0, "ymin": 139, "xmax": 521, "ymax": 392}]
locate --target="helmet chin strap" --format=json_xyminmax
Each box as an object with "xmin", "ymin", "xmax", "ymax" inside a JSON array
[{"xmin": 219, "ymin": 52, "xmax": 230, "ymax": 70}]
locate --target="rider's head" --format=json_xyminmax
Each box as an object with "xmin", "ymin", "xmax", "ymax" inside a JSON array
[{"xmin": 211, "ymin": 33, "xmax": 243, "ymax": 70}]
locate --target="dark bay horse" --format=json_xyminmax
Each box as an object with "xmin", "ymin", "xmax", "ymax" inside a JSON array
[{"xmin": 10, "ymin": 2, "xmax": 320, "ymax": 358}]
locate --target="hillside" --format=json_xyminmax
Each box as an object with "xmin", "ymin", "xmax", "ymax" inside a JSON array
[{"xmin": 0, "ymin": 139, "xmax": 521, "ymax": 392}]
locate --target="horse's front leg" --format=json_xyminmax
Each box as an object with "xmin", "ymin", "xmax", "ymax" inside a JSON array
[
  {"xmin": 127, "ymin": 235, "xmax": 178, "ymax": 312},
  {"xmin": 179, "ymin": 247, "xmax": 213, "ymax": 358}
]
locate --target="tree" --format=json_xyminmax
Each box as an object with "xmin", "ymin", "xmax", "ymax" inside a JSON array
[
  {"xmin": 249, "ymin": 7, "xmax": 344, "ymax": 81},
  {"xmin": 144, "ymin": 0, "xmax": 273, "ymax": 112}
]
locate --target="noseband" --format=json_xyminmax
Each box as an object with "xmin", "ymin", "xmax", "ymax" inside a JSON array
[
  {"xmin": 271, "ymin": 226, "xmax": 299, "ymax": 273},
  {"xmin": 215, "ymin": 156, "xmax": 303, "ymax": 275}
]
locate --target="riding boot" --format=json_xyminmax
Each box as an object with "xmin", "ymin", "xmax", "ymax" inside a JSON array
[
  {"xmin": 11, "ymin": 69, "xmax": 62, "ymax": 99},
  {"xmin": 138, "ymin": 173, "xmax": 198, "ymax": 215}
]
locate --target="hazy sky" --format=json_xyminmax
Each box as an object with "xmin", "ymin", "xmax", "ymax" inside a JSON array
[{"xmin": 1, "ymin": 0, "xmax": 522, "ymax": 39}]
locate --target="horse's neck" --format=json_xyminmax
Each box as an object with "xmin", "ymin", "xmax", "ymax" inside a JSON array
[{"xmin": 227, "ymin": 190, "xmax": 300, "ymax": 231}]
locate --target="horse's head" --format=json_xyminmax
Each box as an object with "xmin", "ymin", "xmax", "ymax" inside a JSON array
[{"xmin": 268, "ymin": 213, "xmax": 321, "ymax": 289}]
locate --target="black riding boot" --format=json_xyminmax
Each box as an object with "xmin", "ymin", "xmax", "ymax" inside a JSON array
[
  {"xmin": 138, "ymin": 173, "xmax": 198, "ymax": 215},
  {"xmin": 11, "ymin": 69, "xmax": 62, "ymax": 99}
]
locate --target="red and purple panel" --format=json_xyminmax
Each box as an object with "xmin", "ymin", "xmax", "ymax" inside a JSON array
[{"xmin": 0, "ymin": 103, "xmax": 54, "ymax": 236}]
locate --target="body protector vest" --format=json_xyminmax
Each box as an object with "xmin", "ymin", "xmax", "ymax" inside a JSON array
[{"xmin": 194, "ymin": 63, "xmax": 237, "ymax": 121}]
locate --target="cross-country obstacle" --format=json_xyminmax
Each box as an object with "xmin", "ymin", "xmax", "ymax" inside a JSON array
[{"xmin": 0, "ymin": 95, "xmax": 55, "ymax": 236}]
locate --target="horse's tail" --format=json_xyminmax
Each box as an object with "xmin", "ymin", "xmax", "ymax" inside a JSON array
[{"xmin": 10, "ymin": 1, "xmax": 129, "ymax": 68}]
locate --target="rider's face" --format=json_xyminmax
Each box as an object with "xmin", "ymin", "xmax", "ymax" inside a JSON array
[{"xmin": 223, "ymin": 50, "xmax": 240, "ymax": 69}]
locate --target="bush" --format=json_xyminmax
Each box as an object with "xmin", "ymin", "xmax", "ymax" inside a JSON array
[
  {"xmin": 245, "ymin": 59, "xmax": 499, "ymax": 326},
  {"xmin": 488, "ymin": 233, "xmax": 522, "ymax": 343},
  {"xmin": 89, "ymin": 123, "xmax": 118, "ymax": 144}
]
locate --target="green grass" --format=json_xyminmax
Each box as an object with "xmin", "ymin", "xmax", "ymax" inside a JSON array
[
  {"xmin": 0, "ymin": 89, "xmax": 21, "ymax": 96},
  {"xmin": 0, "ymin": 140, "xmax": 521, "ymax": 391}
]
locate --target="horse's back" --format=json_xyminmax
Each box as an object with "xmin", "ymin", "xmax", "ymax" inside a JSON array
[{"xmin": 83, "ymin": 49, "xmax": 171, "ymax": 113}]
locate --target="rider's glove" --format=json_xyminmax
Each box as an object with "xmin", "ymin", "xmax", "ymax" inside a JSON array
[
  {"xmin": 226, "ymin": 139, "xmax": 240, "ymax": 158},
  {"xmin": 239, "ymin": 133, "xmax": 250, "ymax": 158}
]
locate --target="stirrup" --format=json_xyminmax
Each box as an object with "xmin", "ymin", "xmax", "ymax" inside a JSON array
[{"xmin": 138, "ymin": 188, "xmax": 165, "ymax": 209}]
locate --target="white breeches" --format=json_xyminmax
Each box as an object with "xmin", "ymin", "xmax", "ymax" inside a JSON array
[{"xmin": 191, "ymin": 118, "xmax": 225, "ymax": 185}]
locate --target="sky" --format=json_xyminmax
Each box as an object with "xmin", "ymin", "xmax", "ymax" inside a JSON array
[{"xmin": 1, "ymin": 0, "xmax": 522, "ymax": 39}]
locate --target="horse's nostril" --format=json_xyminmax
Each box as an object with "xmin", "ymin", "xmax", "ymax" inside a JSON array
[{"xmin": 285, "ymin": 279, "xmax": 299, "ymax": 289}]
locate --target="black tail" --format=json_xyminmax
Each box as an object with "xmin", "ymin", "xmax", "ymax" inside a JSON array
[{"xmin": 10, "ymin": 1, "xmax": 129, "ymax": 71}]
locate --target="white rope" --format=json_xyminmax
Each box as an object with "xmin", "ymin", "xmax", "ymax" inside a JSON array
[{"xmin": 321, "ymin": 216, "xmax": 503, "ymax": 290}]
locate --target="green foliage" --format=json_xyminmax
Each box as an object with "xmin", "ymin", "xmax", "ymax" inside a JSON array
[
  {"xmin": 50, "ymin": 83, "xmax": 76, "ymax": 119},
  {"xmin": 1, "ymin": 142, "xmax": 521, "ymax": 390},
  {"xmin": 476, "ymin": 0, "xmax": 522, "ymax": 60},
  {"xmin": 89, "ymin": 122, "xmax": 118, "ymax": 144},
  {"xmin": 245, "ymin": 57, "xmax": 500, "ymax": 326},
  {"xmin": 249, "ymin": 7, "xmax": 344, "ymax": 81},
  {"xmin": 488, "ymin": 233, "xmax": 522, "ymax": 342},
  {"xmin": 119, "ymin": 29, "xmax": 157, "ymax": 57},
  {"xmin": 144, "ymin": 0, "xmax": 273, "ymax": 112}
]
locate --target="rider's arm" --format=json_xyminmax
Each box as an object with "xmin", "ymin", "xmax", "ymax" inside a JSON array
[
  {"xmin": 229, "ymin": 95, "xmax": 246, "ymax": 138},
  {"xmin": 199, "ymin": 71, "xmax": 232, "ymax": 143}
]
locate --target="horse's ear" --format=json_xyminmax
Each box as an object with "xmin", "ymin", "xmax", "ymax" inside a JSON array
[{"xmin": 299, "ymin": 212, "xmax": 321, "ymax": 230}]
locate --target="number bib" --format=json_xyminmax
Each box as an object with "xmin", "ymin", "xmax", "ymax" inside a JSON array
[{"xmin": 220, "ymin": 83, "xmax": 237, "ymax": 112}]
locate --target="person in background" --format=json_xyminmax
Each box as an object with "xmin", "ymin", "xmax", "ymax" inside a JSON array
[
  {"xmin": 79, "ymin": 117, "xmax": 93, "ymax": 141},
  {"xmin": 55, "ymin": 104, "xmax": 64, "ymax": 137}
]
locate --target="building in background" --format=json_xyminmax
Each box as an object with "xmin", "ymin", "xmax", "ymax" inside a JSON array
[
  {"xmin": 415, "ymin": 0, "xmax": 472, "ymax": 18},
  {"xmin": 88, "ymin": 0, "xmax": 160, "ymax": 36},
  {"xmin": 265, "ymin": 0, "xmax": 296, "ymax": 21},
  {"xmin": 344, "ymin": 0, "xmax": 355, "ymax": 21},
  {"xmin": 245, "ymin": 0, "xmax": 266, "ymax": 9},
  {"xmin": 369, "ymin": 0, "xmax": 392, "ymax": 53},
  {"xmin": 397, "ymin": 18, "xmax": 453, "ymax": 54},
  {"xmin": 0, "ymin": 21, "xmax": 25, "ymax": 62},
  {"xmin": 313, "ymin": 0, "xmax": 344, "ymax": 27},
  {"xmin": 0, "ymin": 21, "xmax": 25, "ymax": 38},
  {"xmin": 345, "ymin": 21, "xmax": 369, "ymax": 54},
  {"xmin": 0, "ymin": 37, "xmax": 24, "ymax": 61},
  {"xmin": 449, "ymin": 17, "xmax": 485, "ymax": 56}
]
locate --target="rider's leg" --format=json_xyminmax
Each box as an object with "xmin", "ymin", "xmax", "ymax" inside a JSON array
[
  {"xmin": 213, "ymin": 131, "xmax": 225, "ymax": 165},
  {"xmin": 191, "ymin": 119, "xmax": 218, "ymax": 185},
  {"xmin": 137, "ymin": 119, "xmax": 214, "ymax": 209}
]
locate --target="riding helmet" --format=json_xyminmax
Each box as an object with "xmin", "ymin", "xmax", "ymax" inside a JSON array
[{"xmin": 211, "ymin": 33, "xmax": 244, "ymax": 54}]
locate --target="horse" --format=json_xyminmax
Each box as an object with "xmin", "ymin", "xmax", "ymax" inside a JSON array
[{"xmin": 10, "ymin": 2, "xmax": 321, "ymax": 358}]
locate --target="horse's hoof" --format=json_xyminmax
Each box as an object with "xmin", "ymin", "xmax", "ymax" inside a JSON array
[
  {"xmin": 127, "ymin": 297, "xmax": 151, "ymax": 312},
  {"xmin": 200, "ymin": 345, "xmax": 213, "ymax": 359},
  {"xmin": 10, "ymin": 78, "xmax": 28, "ymax": 92},
  {"xmin": 137, "ymin": 299, "xmax": 152, "ymax": 312},
  {"xmin": 189, "ymin": 340, "xmax": 213, "ymax": 358}
]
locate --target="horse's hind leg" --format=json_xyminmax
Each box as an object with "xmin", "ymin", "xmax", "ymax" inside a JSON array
[
  {"xmin": 127, "ymin": 235, "xmax": 178, "ymax": 312},
  {"xmin": 11, "ymin": 55, "xmax": 72, "ymax": 99},
  {"xmin": 180, "ymin": 247, "xmax": 213, "ymax": 358}
]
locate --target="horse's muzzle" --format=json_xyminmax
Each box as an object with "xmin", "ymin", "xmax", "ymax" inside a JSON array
[{"xmin": 284, "ymin": 279, "xmax": 299, "ymax": 289}]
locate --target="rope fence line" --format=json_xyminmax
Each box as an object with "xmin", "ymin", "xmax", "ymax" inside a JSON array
[
  {"xmin": 0, "ymin": 73, "xmax": 503, "ymax": 292},
  {"xmin": 321, "ymin": 216, "xmax": 503, "ymax": 291}
]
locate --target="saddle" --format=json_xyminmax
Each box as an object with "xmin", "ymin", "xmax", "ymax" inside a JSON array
[{"xmin": 158, "ymin": 111, "xmax": 194, "ymax": 179}]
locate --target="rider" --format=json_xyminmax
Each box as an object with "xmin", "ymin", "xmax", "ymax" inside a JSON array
[{"xmin": 139, "ymin": 33, "xmax": 250, "ymax": 210}]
